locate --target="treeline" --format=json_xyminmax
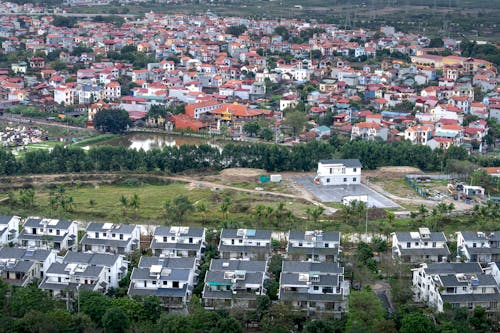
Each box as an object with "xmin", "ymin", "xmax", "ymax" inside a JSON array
[{"xmin": 0, "ymin": 139, "xmax": 498, "ymax": 176}]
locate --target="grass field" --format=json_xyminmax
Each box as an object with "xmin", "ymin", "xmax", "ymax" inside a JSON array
[{"xmin": 0, "ymin": 182, "xmax": 317, "ymax": 230}]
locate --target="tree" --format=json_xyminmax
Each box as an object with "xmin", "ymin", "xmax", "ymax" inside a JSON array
[
  {"xmin": 220, "ymin": 196, "xmax": 232, "ymax": 220},
  {"xmin": 284, "ymin": 110, "xmax": 306, "ymax": 137},
  {"xmin": 243, "ymin": 121, "xmax": 260, "ymax": 137},
  {"xmin": 210, "ymin": 316, "xmax": 243, "ymax": 333},
  {"xmin": 304, "ymin": 319, "xmax": 338, "ymax": 333},
  {"xmin": 164, "ymin": 195, "xmax": 194, "ymax": 224},
  {"xmin": 345, "ymin": 288, "xmax": 385, "ymax": 333},
  {"xmin": 102, "ymin": 307, "xmax": 129, "ymax": 333},
  {"xmin": 306, "ymin": 205, "xmax": 325, "ymax": 225},
  {"xmin": 399, "ymin": 312, "xmax": 435, "ymax": 333},
  {"xmin": 274, "ymin": 26, "xmax": 290, "ymax": 41},
  {"xmin": 19, "ymin": 188, "xmax": 35, "ymax": 208},
  {"xmin": 129, "ymin": 193, "xmax": 140, "ymax": 213},
  {"xmin": 428, "ymin": 37, "xmax": 444, "ymax": 48},
  {"xmin": 225, "ymin": 25, "xmax": 247, "ymax": 37},
  {"xmin": 93, "ymin": 108, "xmax": 131, "ymax": 134},
  {"xmin": 79, "ymin": 291, "xmax": 112, "ymax": 326},
  {"xmin": 259, "ymin": 127, "xmax": 274, "ymax": 141},
  {"xmin": 157, "ymin": 313, "xmax": 192, "ymax": 333}
]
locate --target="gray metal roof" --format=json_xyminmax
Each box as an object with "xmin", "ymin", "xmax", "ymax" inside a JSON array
[
  {"xmin": 24, "ymin": 217, "xmax": 74, "ymax": 230},
  {"xmin": 205, "ymin": 270, "xmax": 264, "ymax": 285},
  {"xmin": 319, "ymin": 159, "xmax": 362, "ymax": 168},
  {"xmin": 138, "ymin": 256, "xmax": 196, "ymax": 270},
  {"xmin": 80, "ymin": 235, "xmax": 131, "ymax": 248},
  {"xmin": 459, "ymin": 231, "xmax": 500, "ymax": 242},
  {"xmin": 280, "ymin": 272, "xmax": 339, "ymax": 286},
  {"xmin": 288, "ymin": 230, "xmax": 340, "ymax": 242},
  {"xmin": 279, "ymin": 289, "xmax": 346, "ymax": 302},
  {"xmin": 396, "ymin": 245, "xmax": 450, "ymax": 256},
  {"xmin": 86, "ymin": 222, "xmax": 137, "ymax": 234},
  {"xmin": 0, "ymin": 216, "xmax": 16, "ymax": 225},
  {"xmin": 210, "ymin": 259, "xmax": 266, "ymax": 273},
  {"xmin": 150, "ymin": 240, "xmax": 203, "ymax": 251},
  {"xmin": 130, "ymin": 267, "xmax": 191, "ymax": 281},
  {"xmin": 63, "ymin": 252, "xmax": 121, "ymax": 267},
  {"xmin": 424, "ymin": 263, "xmax": 483, "ymax": 275},
  {"xmin": 282, "ymin": 261, "xmax": 344, "ymax": 274},
  {"xmin": 154, "ymin": 226, "xmax": 204, "ymax": 238},
  {"xmin": 394, "ymin": 232, "xmax": 447, "ymax": 242},
  {"xmin": 441, "ymin": 292, "xmax": 500, "ymax": 304},
  {"xmin": 46, "ymin": 262, "xmax": 104, "ymax": 277},
  {"xmin": 0, "ymin": 247, "xmax": 52, "ymax": 261},
  {"xmin": 220, "ymin": 228, "xmax": 272, "ymax": 240}
]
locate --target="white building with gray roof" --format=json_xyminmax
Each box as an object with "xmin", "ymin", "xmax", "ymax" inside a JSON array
[
  {"xmin": 128, "ymin": 256, "xmax": 197, "ymax": 310},
  {"xmin": 151, "ymin": 226, "xmax": 205, "ymax": 260},
  {"xmin": 412, "ymin": 262, "xmax": 500, "ymax": 313},
  {"xmin": 392, "ymin": 228, "xmax": 450, "ymax": 263},
  {"xmin": 0, "ymin": 216, "xmax": 20, "ymax": 246},
  {"xmin": 279, "ymin": 261, "xmax": 349, "ymax": 317},
  {"xmin": 287, "ymin": 230, "xmax": 341, "ymax": 262},
  {"xmin": 81, "ymin": 222, "xmax": 140, "ymax": 254},
  {"xmin": 19, "ymin": 217, "xmax": 78, "ymax": 251},
  {"xmin": 218, "ymin": 228, "xmax": 272, "ymax": 260},
  {"xmin": 456, "ymin": 231, "xmax": 500, "ymax": 263},
  {"xmin": 202, "ymin": 259, "xmax": 268, "ymax": 309},
  {"xmin": 39, "ymin": 251, "xmax": 127, "ymax": 305},
  {"xmin": 0, "ymin": 247, "xmax": 56, "ymax": 287},
  {"xmin": 315, "ymin": 159, "xmax": 362, "ymax": 186}
]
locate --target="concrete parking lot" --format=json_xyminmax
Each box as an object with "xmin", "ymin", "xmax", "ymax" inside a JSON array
[{"xmin": 292, "ymin": 176, "xmax": 401, "ymax": 209}]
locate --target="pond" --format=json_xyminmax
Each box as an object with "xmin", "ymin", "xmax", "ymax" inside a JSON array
[{"xmin": 88, "ymin": 132, "xmax": 221, "ymax": 151}]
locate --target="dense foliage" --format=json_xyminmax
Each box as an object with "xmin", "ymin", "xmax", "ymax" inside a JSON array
[
  {"xmin": 1, "ymin": 139, "xmax": 498, "ymax": 176},
  {"xmin": 94, "ymin": 109, "xmax": 132, "ymax": 134}
]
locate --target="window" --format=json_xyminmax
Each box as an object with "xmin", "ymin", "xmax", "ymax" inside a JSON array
[
  {"xmin": 415, "ymin": 242, "xmax": 419, "ymax": 246},
  {"xmin": 119, "ymin": 234, "xmax": 123, "ymax": 240},
  {"xmin": 152, "ymin": 280, "xmax": 157, "ymax": 285},
  {"xmin": 343, "ymin": 178, "xmax": 347, "ymax": 182},
  {"xmin": 353, "ymin": 168, "xmax": 357, "ymax": 172},
  {"xmin": 299, "ymin": 242, "xmax": 303, "ymax": 247},
  {"xmin": 407, "ymin": 242, "xmax": 411, "ymax": 248},
  {"xmin": 56, "ymin": 230, "xmax": 60, "ymax": 236},
  {"xmin": 112, "ymin": 233, "xmax": 116, "ymax": 238},
  {"xmin": 103, "ymin": 233, "xmax": 107, "ymax": 237},
  {"xmin": 171, "ymin": 237, "xmax": 175, "ymax": 241},
  {"xmin": 95, "ymin": 232, "xmax": 99, "ymax": 238},
  {"xmin": 163, "ymin": 236, "xmax": 167, "ymax": 242},
  {"xmin": 424, "ymin": 242, "xmax": 428, "ymax": 246},
  {"xmin": 173, "ymin": 281, "xmax": 179, "ymax": 288},
  {"xmin": 325, "ymin": 243, "xmax": 329, "ymax": 248},
  {"xmin": 163, "ymin": 281, "xmax": 168, "ymax": 286},
  {"xmin": 329, "ymin": 168, "xmax": 332, "ymax": 174},
  {"xmin": 353, "ymin": 177, "xmax": 357, "ymax": 182},
  {"xmin": 326, "ymin": 178, "xmax": 330, "ymax": 183},
  {"xmin": 58, "ymin": 277, "xmax": 61, "ymax": 283},
  {"xmin": 432, "ymin": 242, "xmax": 436, "ymax": 248},
  {"xmin": 313, "ymin": 286, "xmax": 319, "ymax": 290},
  {"xmin": 48, "ymin": 228, "xmax": 53, "ymax": 233},
  {"xmin": 473, "ymin": 243, "xmax": 477, "ymax": 248}
]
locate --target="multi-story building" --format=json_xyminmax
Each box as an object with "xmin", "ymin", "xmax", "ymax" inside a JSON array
[
  {"xmin": 218, "ymin": 228, "xmax": 272, "ymax": 260},
  {"xmin": 412, "ymin": 262, "xmax": 500, "ymax": 313},
  {"xmin": 404, "ymin": 125, "xmax": 433, "ymax": 145},
  {"xmin": 150, "ymin": 226, "xmax": 205, "ymax": 260},
  {"xmin": 0, "ymin": 247, "xmax": 56, "ymax": 286},
  {"xmin": 40, "ymin": 252, "xmax": 127, "ymax": 302},
  {"xmin": 286, "ymin": 230, "xmax": 340, "ymax": 262},
  {"xmin": 279, "ymin": 261, "xmax": 349, "ymax": 317},
  {"xmin": 128, "ymin": 256, "xmax": 197, "ymax": 310},
  {"xmin": 456, "ymin": 231, "xmax": 500, "ymax": 263},
  {"xmin": 19, "ymin": 217, "xmax": 78, "ymax": 251},
  {"xmin": 351, "ymin": 122, "xmax": 388, "ymax": 141},
  {"xmin": 0, "ymin": 215, "xmax": 20, "ymax": 246},
  {"xmin": 392, "ymin": 228, "xmax": 450, "ymax": 263},
  {"xmin": 314, "ymin": 159, "xmax": 362, "ymax": 186},
  {"xmin": 202, "ymin": 259, "xmax": 268, "ymax": 309},
  {"xmin": 80, "ymin": 222, "xmax": 141, "ymax": 254}
]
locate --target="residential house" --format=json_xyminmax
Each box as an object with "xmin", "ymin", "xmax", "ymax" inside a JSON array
[
  {"xmin": 279, "ymin": 261, "xmax": 349, "ymax": 317},
  {"xmin": 0, "ymin": 215, "xmax": 20, "ymax": 246},
  {"xmin": 40, "ymin": 252, "xmax": 127, "ymax": 305},
  {"xmin": 0, "ymin": 247, "xmax": 56, "ymax": 286},
  {"xmin": 286, "ymin": 230, "xmax": 340, "ymax": 262},
  {"xmin": 202, "ymin": 259, "xmax": 268, "ymax": 309},
  {"xmin": 412, "ymin": 262, "xmax": 500, "ymax": 313},
  {"xmin": 128, "ymin": 256, "xmax": 197, "ymax": 310},
  {"xmin": 218, "ymin": 229, "xmax": 272, "ymax": 260},
  {"xmin": 392, "ymin": 228, "xmax": 450, "ymax": 263},
  {"xmin": 314, "ymin": 159, "xmax": 362, "ymax": 186},
  {"xmin": 80, "ymin": 222, "xmax": 141, "ymax": 254},
  {"xmin": 405, "ymin": 125, "xmax": 433, "ymax": 145},
  {"xmin": 151, "ymin": 226, "xmax": 205, "ymax": 260},
  {"xmin": 19, "ymin": 217, "xmax": 78, "ymax": 251},
  {"xmin": 456, "ymin": 232, "xmax": 500, "ymax": 263},
  {"xmin": 351, "ymin": 121, "xmax": 388, "ymax": 141}
]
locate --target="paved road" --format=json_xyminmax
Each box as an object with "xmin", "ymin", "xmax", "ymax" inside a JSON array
[
  {"xmin": 5, "ymin": 12, "xmax": 137, "ymax": 18},
  {"xmin": 292, "ymin": 176, "xmax": 401, "ymax": 209}
]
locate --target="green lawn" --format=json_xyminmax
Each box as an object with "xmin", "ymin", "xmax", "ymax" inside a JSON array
[{"xmin": 0, "ymin": 182, "xmax": 316, "ymax": 230}]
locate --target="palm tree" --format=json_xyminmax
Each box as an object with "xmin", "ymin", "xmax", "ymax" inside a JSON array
[
  {"xmin": 306, "ymin": 206, "xmax": 325, "ymax": 225},
  {"xmin": 197, "ymin": 201, "xmax": 207, "ymax": 224},
  {"xmin": 129, "ymin": 194, "xmax": 140, "ymax": 215},
  {"xmin": 220, "ymin": 197, "xmax": 232, "ymax": 221},
  {"xmin": 119, "ymin": 195, "xmax": 128, "ymax": 217}
]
